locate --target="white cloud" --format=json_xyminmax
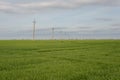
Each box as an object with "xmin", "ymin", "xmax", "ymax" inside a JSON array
[{"xmin": 0, "ymin": 0, "xmax": 120, "ymax": 14}]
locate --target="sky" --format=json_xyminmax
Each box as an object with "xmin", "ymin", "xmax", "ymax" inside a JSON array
[{"xmin": 0, "ymin": 0, "xmax": 120, "ymax": 39}]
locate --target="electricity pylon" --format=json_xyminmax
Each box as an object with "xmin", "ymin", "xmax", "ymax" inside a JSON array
[
  {"xmin": 52, "ymin": 27, "xmax": 54, "ymax": 40},
  {"xmin": 33, "ymin": 19, "xmax": 36, "ymax": 40}
]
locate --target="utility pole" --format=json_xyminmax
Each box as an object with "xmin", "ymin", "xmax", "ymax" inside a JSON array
[
  {"xmin": 52, "ymin": 27, "xmax": 54, "ymax": 40},
  {"xmin": 33, "ymin": 19, "xmax": 36, "ymax": 40}
]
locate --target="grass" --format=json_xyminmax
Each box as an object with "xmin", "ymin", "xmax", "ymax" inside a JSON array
[{"xmin": 0, "ymin": 40, "xmax": 120, "ymax": 80}]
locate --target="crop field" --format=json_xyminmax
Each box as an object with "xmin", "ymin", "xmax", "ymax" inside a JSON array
[{"xmin": 0, "ymin": 40, "xmax": 120, "ymax": 80}]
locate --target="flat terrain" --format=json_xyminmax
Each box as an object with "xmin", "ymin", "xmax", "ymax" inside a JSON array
[{"xmin": 0, "ymin": 40, "xmax": 120, "ymax": 80}]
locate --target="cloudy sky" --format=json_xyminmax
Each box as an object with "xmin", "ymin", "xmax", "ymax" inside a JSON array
[{"xmin": 0, "ymin": 0, "xmax": 120, "ymax": 39}]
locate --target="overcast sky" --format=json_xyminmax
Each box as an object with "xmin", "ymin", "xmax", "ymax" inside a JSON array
[{"xmin": 0, "ymin": 0, "xmax": 120, "ymax": 39}]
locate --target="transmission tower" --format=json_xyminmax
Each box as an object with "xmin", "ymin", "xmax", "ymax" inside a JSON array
[
  {"xmin": 33, "ymin": 19, "xmax": 36, "ymax": 40},
  {"xmin": 52, "ymin": 27, "xmax": 54, "ymax": 40}
]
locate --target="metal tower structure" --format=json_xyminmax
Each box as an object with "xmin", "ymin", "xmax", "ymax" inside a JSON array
[
  {"xmin": 33, "ymin": 19, "xmax": 36, "ymax": 40},
  {"xmin": 52, "ymin": 27, "xmax": 54, "ymax": 40}
]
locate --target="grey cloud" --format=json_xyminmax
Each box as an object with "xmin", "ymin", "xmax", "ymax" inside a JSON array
[
  {"xmin": 0, "ymin": 0, "xmax": 120, "ymax": 14},
  {"xmin": 111, "ymin": 23, "xmax": 120, "ymax": 27},
  {"xmin": 95, "ymin": 18, "xmax": 114, "ymax": 22}
]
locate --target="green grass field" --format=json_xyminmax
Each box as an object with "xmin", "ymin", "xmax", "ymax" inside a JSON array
[{"xmin": 0, "ymin": 40, "xmax": 120, "ymax": 80}]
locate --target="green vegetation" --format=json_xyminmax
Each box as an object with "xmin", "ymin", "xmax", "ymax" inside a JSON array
[{"xmin": 0, "ymin": 40, "xmax": 120, "ymax": 80}]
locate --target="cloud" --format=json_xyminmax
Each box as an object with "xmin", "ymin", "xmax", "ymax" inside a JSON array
[
  {"xmin": 0, "ymin": 0, "xmax": 120, "ymax": 14},
  {"xmin": 111, "ymin": 23, "xmax": 120, "ymax": 27},
  {"xmin": 95, "ymin": 18, "xmax": 113, "ymax": 21}
]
